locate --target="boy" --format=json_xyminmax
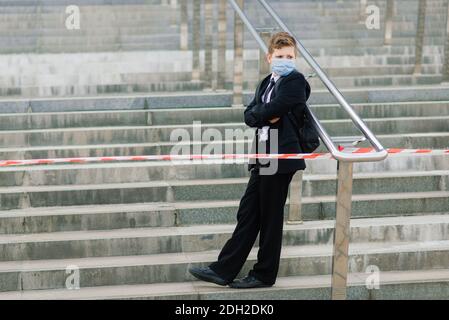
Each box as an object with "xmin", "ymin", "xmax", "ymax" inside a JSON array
[{"xmin": 189, "ymin": 32, "xmax": 311, "ymax": 288}]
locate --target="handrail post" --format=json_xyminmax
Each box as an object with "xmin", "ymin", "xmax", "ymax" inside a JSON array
[
  {"xmin": 217, "ymin": 0, "xmax": 227, "ymax": 90},
  {"xmin": 331, "ymin": 160, "xmax": 354, "ymax": 300},
  {"xmin": 232, "ymin": 0, "xmax": 244, "ymax": 106},
  {"xmin": 192, "ymin": 0, "xmax": 201, "ymax": 82},
  {"xmin": 170, "ymin": 0, "xmax": 178, "ymax": 26},
  {"xmin": 287, "ymin": 170, "xmax": 304, "ymax": 224},
  {"xmin": 359, "ymin": 0, "xmax": 367, "ymax": 24},
  {"xmin": 317, "ymin": 2, "xmax": 324, "ymax": 16},
  {"xmin": 384, "ymin": 0, "xmax": 394, "ymax": 45},
  {"xmin": 443, "ymin": 0, "xmax": 449, "ymax": 83},
  {"xmin": 414, "ymin": 0, "xmax": 427, "ymax": 74},
  {"xmin": 205, "ymin": 0, "xmax": 214, "ymax": 90},
  {"xmin": 258, "ymin": 29, "xmax": 273, "ymax": 81},
  {"xmin": 179, "ymin": 0, "xmax": 188, "ymax": 50}
]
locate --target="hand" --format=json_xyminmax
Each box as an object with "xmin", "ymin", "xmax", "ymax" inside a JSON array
[{"xmin": 269, "ymin": 117, "xmax": 280, "ymax": 123}]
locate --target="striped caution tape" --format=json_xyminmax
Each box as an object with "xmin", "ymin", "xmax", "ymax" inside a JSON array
[{"xmin": 0, "ymin": 147, "xmax": 448, "ymax": 167}]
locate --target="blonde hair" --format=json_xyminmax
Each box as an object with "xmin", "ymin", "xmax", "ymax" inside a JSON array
[{"xmin": 268, "ymin": 31, "xmax": 298, "ymax": 57}]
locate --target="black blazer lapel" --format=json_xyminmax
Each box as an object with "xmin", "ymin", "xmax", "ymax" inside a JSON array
[
  {"xmin": 256, "ymin": 70, "xmax": 300, "ymax": 104},
  {"xmin": 255, "ymin": 75, "xmax": 271, "ymax": 104}
]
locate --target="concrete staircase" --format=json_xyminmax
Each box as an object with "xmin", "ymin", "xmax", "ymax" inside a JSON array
[
  {"xmin": 0, "ymin": 85, "xmax": 448, "ymax": 299},
  {"xmin": 1, "ymin": 0, "xmax": 449, "ymax": 96}
]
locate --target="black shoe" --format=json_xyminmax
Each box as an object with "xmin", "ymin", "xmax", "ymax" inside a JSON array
[
  {"xmin": 228, "ymin": 275, "xmax": 273, "ymax": 289},
  {"xmin": 188, "ymin": 266, "xmax": 231, "ymax": 286}
]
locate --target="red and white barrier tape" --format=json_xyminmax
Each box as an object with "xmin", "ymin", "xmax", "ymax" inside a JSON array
[{"xmin": 0, "ymin": 147, "xmax": 448, "ymax": 167}]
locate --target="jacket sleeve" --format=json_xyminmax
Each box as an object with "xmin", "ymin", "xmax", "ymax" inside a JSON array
[
  {"xmin": 244, "ymin": 95, "xmax": 266, "ymax": 127},
  {"xmin": 248, "ymin": 74, "xmax": 308, "ymax": 124}
]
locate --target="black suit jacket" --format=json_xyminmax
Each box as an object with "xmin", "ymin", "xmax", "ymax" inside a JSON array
[{"xmin": 244, "ymin": 69, "xmax": 311, "ymax": 174}]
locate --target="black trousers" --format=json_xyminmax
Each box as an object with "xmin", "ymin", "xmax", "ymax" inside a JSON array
[{"xmin": 209, "ymin": 167, "xmax": 295, "ymax": 285}]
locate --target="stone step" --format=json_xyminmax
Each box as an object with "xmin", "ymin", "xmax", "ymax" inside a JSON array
[
  {"xmin": 4, "ymin": 74, "xmax": 446, "ymax": 97},
  {"xmin": 4, "ymin": 5, "xmax": 444, "ymax": 19},
  {"xmin": 0, "ymin": 1, "xmax": 414, "ymax": 11},
  {"xmin": 0, "ymin": 42, "xmax": 181, "ymax": 54},
  {"xmin": 306, "ymin": 53, "xmax": 443, "ymax": 67},
  {"xmin": 0, "ymin": 202, "xmax": 177, "ymax": 234},
  {"xmin": 1, "ymin": 116, "xmax": 448, "ymax": 147},
  {"xmin": 0, "ymin": 131, "xmax": 448, "ymax": 160},
  {"xmin": 6, "ymin": 0, "xmax": 439, "ymax": 9},
  {"xmin": 3, "ymin": 85, "xmax": 449, "ymax": 113},
  {"xmin": 2, "ymin": 101, "xmax": 448, "ymax": 130},
  {"xmin": 0, "ymin": 2, "xmax": 172, "ymax": 8},
  {"xmin": 0, "ymin": 47, "xmax": 443, "ymax": 76},
  {"xmin": 0, "ymin": 269, "xmax": 448, "ymax": 299},
  {"xmin": 323, "ymin": 65, "xmax": 443, "ymax": 77},
  {"xmin": 9, "ymin": 6, "xmax": 163, "ymax": 14},
  {"xmin": 1, "ymin": 184, "xmax": 448, "ymax": 233},
  {"xmin": 0, "ymin": 0, "xmax": 154, "ymax": 6},
  {"xmin": 3, "ymin": 54, "xmax": 444, "ymax": 74},
  {"xmin": 0, "ymin": 239, "xmax": 448, "ymax": 291},
  {"xmin": 1, "ymin": 170, "xmax": 448, "ymax": 225},
  {"xmin": 0, "ymin": 108, "xmax": 236, "ymax": 130},
  {"xmin": 166, "ymin": 192, "xmax": 449, "ymax": 224},
  {"xmin": 0, "ymin": 18, "xmax": 177, "ymax": 30},
  {"xmin": 1, "ymin": 168, "xmax": 448, "ymax": 197},
  {"xmin": 0, "ymin": 8, "xmax": 176, "ymax": 19},
  {"xmin": 0, "ymin": 62, "xmax": 445, "ymax": 87},
  {"xmin": 2, "ymin": 81, "xmax": 205, "ymax": 98},
  {"xmin": 308, "ymin": 46, "xmax": 443, "ymax": 57},
  {"xmin": 0, "ymin": 4, "xmax": 444, "ymax": 20},
  {"xmin": 357, "ymin": 132, "xmax": 449, "ymax": 149},
  {"xmin": 2, "ymin": 56, "xmax": 444, "ymax": 89},
  {"xmin": 3, "ymin": 72, "xmax": 446, "ymax": 97},
  {"xmin": 247, "ymin": 35, "xmax": 446, "ymax": 48},
  {"xmin": 0, "ymin": 21, "xmax": 446, "ymax": 38},
  {"xmin": 0, "ymin": 74, "xmax": 442, "ymax": 97},
  {"xmin": 1, "ymin": 25, "xmax": 446, "ymax": 42},
  {"xmin": 308, "ymin": 75, "xmax": 444, "ymax": 90},
  {"xmin": 0, "ymin": 176, "xmax": 448, "ymax": 218},
  {"xmin": 0, "ymin": 25, "xmax": 178, "ymax": 37},
  {"xmin": 0, "ymin": 53, "xmax": 444, "ymax": 77},
  {"xmin": 0, "ymin": 36, "xmax": 446, "ymax": 55},
  {"xmin": 1, "ymin": 214, "xmax": 448, "ymax": 260},
  {"xmin": 1, "ymin": 82, "xmax": 203, "ymax": 97}
]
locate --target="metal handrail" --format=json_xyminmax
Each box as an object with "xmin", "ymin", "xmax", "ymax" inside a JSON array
[{"xmin": 228, "ymin": 0, "xmax": 388, "ymax": 162}]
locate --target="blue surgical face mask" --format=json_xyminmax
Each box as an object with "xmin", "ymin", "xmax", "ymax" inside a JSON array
[{"xmin": 271, "ymin": 58, "xmax": 296, "ymax": 76}]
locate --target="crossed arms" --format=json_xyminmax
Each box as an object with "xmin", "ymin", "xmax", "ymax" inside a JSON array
[{"xmin": 244, "ymin": 73, "xmax": 308, "ymax": 128}]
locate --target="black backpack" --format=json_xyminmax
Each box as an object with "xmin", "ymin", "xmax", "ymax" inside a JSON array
[
  {"xmin": 289, "ymin": 104, "xmax": 320, "ymax": 153},
  {"xmin": 273, "ymin": 74, "xmax": 320, "ymax": 153}
]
